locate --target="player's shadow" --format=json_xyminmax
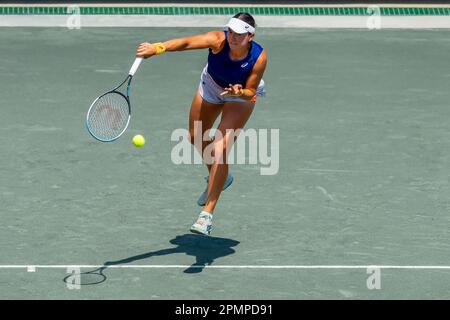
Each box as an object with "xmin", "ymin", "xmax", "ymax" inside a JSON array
[
  {"xmin": 64, "ymin": 234, "xmax": 240, "ymax": 286},
  {"xmin": 106, "ymin": 233, "xmax": 240, "ymax": 274}
]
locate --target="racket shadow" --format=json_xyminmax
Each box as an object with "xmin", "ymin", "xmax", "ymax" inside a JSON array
[
  {"xmin": 63, "ymin": 267, "xmax": 108, "ymax": 286},
  {"xmin": 63, "ymin": 234, "xmax": 240, "ymax": 286}
]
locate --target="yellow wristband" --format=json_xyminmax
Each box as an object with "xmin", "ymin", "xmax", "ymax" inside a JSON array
[
  {"xmin": 237, "ymin": 88, "xmax": 244, "ymax": 96},
  {"xmin": 153, "ymin": 42, "xmax": 166, "ymax": 55}
]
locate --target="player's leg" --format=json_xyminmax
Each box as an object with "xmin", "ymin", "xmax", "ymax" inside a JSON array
[
  {"xmin": 188, "ymin": 89, "xmax": 223, "ymax": 171},
  {"xmin": 191, "ymin": 101, "xmax": 255, "ymax": 236},
  {"xmin": 190, "ymin": 89, "xmax": 235, "ymax": 207},
  {"xmin": 203, "ymin": 100, "xmax": 255, "ymax": 214},
  {"xmin": 188, "ymin": 90, "xmax": 224, "ymax": 236}
]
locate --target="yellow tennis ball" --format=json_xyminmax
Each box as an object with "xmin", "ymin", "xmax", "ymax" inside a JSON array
[{"xmin": 132, "ymin": 134, "xmax": 145, "ymax": 147}]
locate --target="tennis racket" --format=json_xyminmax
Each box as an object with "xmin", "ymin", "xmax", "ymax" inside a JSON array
[{"xmin": 86, "ymin": 57, "xmax": 143, "ymax": 142}]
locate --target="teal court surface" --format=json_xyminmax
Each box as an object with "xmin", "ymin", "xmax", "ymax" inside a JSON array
[{"xmin": 1, "ymin": 10, "xmax": 450, "ymax": 299}]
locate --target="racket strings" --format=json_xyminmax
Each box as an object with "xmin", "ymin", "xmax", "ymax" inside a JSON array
[{"xmin": 87, "ymin": 92, "xmax": 130, "ymax": 141}]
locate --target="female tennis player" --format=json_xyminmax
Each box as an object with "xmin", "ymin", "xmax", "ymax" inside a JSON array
[{"xmin": 136, "ymin": 13, "xmax": 267, "ymax": 236}]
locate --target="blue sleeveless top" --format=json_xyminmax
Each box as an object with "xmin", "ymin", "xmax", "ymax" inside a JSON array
[{"xmin": 207, "ymin": 31, "xmax": 263, "ymax": 88}]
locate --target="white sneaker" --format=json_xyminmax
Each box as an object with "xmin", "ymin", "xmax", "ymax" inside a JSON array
[{"xmin": 190, "ymin": 211, "xmax": 213, "ymax": 236}]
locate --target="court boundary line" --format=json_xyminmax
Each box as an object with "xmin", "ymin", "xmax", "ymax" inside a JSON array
[
  {"xmin": 2, "ymin": 265, "xmax": 450, "ymax": 270},
  {"xmin": 3, "ymin": 15, "xmax": 450, "ymax": 29}
]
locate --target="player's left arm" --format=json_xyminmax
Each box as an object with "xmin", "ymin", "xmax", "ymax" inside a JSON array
[{"xmin": 222, "ymin": 50, "xmax": 268, "ymax": 100}]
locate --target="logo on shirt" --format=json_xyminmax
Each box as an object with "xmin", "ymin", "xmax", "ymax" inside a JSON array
[{"xmin": 241, "ymin": 62, "xmax": 248, "ymax": 68}]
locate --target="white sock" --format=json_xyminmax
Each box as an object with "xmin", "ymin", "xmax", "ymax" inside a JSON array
[{"xmin": 200, "ymin": 211, "xmax": 213, "ymax": 221}]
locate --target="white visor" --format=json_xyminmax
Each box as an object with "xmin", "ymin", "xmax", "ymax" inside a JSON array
[{"xmin": 226, "ymin": 18, "xmax": 255, "ymax": 34}]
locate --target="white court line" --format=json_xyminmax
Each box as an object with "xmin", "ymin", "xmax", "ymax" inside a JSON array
[
  {"xmin": 3, "ymin": 265, "xmax": 450, "ymax": 270},
  {"xmin": 2, "ymin": 15, "xmax": 450, "ymax": 28}
]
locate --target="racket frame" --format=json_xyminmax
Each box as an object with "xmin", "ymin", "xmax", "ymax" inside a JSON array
[{"xmin": 86, "ymin": 75, "xmax": 133, "ymax": 142}]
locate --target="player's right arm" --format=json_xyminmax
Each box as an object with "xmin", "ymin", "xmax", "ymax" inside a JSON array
[{"xmin": 136, "ymin": 31, "xmax": 224, "ymax": 58}]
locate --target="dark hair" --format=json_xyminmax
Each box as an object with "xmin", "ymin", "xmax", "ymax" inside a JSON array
[{"xmin": 233, "ymin": 12, "xmax": 256, "ymax": 28}]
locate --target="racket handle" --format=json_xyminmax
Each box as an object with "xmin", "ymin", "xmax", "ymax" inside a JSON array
[{"xmin": 129, "ymin": 57, "xmax": 143, "ymax": 76}]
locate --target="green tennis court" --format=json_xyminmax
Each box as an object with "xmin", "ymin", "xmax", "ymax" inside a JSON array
[{"xmin": 1, "ymin": 24, "xmax": 450, "ymax": 299}]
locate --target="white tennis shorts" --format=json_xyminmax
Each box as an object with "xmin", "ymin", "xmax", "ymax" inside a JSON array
[{"xmin": 198, "ymin": 65, "xmax": 266, "ymax": 105}]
